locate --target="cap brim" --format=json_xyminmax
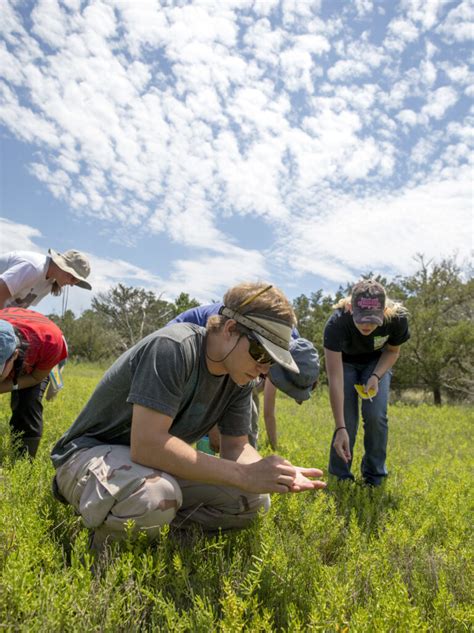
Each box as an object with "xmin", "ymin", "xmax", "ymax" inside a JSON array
[
  {"xmin": 252, "ymin": 332, "xmax": 300, "ymax": 374},
  {"xmin": 353, "ymin": 310, "xmax": 383, "ymax": 326},
  {"xmin": 74, "ymin": 279, "xmax": 92, "ymax": 290},
  {"xmin": 269, "ymin": 364, "xmax": 312, "ymax": 400}
]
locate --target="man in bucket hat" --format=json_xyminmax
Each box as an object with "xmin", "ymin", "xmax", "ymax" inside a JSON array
[
  {"xmin": 169, "ymin": 304, "xmax": 320, "ymax": 450},
  {"xmin": 51, "ymin": 281, "xmax": 326, "ymax": 549},
  {"xmin": 0, "ymin": 248, "xmax": 91, "ymax": 309}
]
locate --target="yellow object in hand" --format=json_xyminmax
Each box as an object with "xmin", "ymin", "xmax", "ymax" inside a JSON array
[{"xmin": 354, "ymin": 384, "xmax": 376, "ymax": 400}]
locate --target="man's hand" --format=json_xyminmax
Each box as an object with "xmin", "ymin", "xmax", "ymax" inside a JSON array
[
  {"xmin": 240, "ymin": 455, "xmax": 296, "ymax": 493},
  {"xmin": 241, "ymin": 455, "xmax": 326, "ymax": 494},
  {"xmin": 288, "ymin": 467, "xmax": 326, "ymax": 492},
  {"xmin": 333, "ymin": 428, "xmax": 351, "ymax": 463}
]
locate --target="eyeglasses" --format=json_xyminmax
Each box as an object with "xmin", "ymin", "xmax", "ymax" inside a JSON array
[{"xmin": 245, "ymin": 332, "xmax": 275, "ymax": 365}]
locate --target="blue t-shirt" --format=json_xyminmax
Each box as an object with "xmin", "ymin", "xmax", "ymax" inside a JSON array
[
  {"xmin": 168, "ymin": 303, "xmax": 300, "ymax": 338},
  {"xmin": 168, "ymin": 303, "xmax": 221, "ymax": 327}
]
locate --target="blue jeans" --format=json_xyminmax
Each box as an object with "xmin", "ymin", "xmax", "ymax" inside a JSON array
[{"xmin": 329, "ymin": 361, "xmax": 392, "ymax": 486}]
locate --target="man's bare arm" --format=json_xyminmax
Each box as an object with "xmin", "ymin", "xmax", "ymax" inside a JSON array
[
  {"xmin": 130, "ymin": 404, "xmax": 322, "ymax": 494},
  {"xmin": 0, "ymin": 368, "xmax": 50, "ymax": 394},
  {"xmin": 220, "ymin": 433, "xmax": 262, "ymax": 464}
]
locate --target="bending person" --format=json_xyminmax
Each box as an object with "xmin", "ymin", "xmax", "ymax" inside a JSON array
[
  {"xmin": 0, "ymin": 308, "xmax": 68, "ymax": 458},
  {"xmin": 0, "ymin": 248, "xmax": 92, "ymax": 309},
  {"xmin": 324, "ymin": 279, "xmax": 409, "ymax": 486},
  {"xmin": 169, "ymin": 303, "xmax": 320, "ymax": 450},
  {"xmin": 51, "ymin": 282, "xmax": 326, "ymax": 548}
]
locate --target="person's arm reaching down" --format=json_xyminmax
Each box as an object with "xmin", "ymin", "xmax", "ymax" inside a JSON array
[
  {"xmin": 131, "ymin": 404, "xmax": 326, "ymax": 494},
  {"xmin": 364, "ymin": 344, "xmax": 400, "ymax": 395},
  {"xmin": 324, "ymin": 348, "xmax": 351, "ymax": 464},
  {"xmin": 0, "ymin": 368, "xmax": 50, "ymax": 394}
]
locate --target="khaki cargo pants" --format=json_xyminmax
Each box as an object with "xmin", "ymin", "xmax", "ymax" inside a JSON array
[{"xmin": 55, "ymin": 444, "xmax": 270, "ymax": 543}]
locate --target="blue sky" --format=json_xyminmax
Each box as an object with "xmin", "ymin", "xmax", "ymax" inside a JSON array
[{"xmin": 0, "ymin": 0, "xmax": 472, "ymax": 317}]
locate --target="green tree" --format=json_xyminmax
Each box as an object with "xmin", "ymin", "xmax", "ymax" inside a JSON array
[
  {"xmin": 49, "ymin": 309, "xmax": 121, "ymax": 361},
  {"xmin": 396, "ymin": 255, "xmax": 474, "ymax": 404},
  {"xmin": 293, "ymin": 290, "xmax": 336, "ymax": 380},
  {"xmin": 91, "ymin": 284, "xmax": 174, "ymax": 352},
  {"xmin": 71, "ymin": 309, "xmax": 121, "ymax": 361},
  {"xmin": 172, "ymin": 292, "xmax": 200, "ymax": 318}
]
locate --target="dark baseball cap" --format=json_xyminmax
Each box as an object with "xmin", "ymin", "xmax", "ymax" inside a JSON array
[{"xmin": 351, "ymin": 279, "xmax": 386, "ymax": 326}]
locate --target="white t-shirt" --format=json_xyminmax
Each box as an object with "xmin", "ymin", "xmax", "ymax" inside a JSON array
[{"xmin": 0, "ymin": 251, "xmax": 53, "ymax": 308}]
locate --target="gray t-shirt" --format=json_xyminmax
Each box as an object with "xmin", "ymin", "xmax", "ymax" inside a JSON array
[{"xmin": 51, "ymin": 324, "xmax": 252, "ymax": 467}]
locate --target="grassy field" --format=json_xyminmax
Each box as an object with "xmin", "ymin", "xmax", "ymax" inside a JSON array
[{"xmin": 0, "ymin": 363, "xmax": 472, "ymax": 632}]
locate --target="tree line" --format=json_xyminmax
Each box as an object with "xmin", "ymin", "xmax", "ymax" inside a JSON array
[{"xmin": 49, "ymin": 256, "xmax": 473, "ymax": 405}]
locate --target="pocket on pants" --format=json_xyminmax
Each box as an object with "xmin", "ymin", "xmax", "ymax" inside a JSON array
[
  {"xmin": 79, "ymin": 445, "xmax": 154, "ymax": 526},
  {"xmin": 85, "ymin": 445, "xmax": 150, "ymax": 501},
  {"xmin": 58, "ymin": 444, "xmax": 181, "ymax": 529}
]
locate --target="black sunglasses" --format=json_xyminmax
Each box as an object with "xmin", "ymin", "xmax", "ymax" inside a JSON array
[{"xmin": 245, "ymin": 332, "xmax": 275, "ymax": 365}]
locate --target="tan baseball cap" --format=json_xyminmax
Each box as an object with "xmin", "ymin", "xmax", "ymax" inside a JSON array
[{"xmin": 48, "ymin": 249, "xmax": 92, "ymax": 290}]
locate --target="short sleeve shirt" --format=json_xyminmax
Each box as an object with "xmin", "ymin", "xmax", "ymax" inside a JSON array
[
  {"xmin": 51, "ymin": 324, "xmax": 253, "ymax": 467},
  {"xmin": 0, "ymin": 308, "xmax": 68, "ymax": 374},
  {"xmin": 323, "ymin": 309, "xmax": 410, "ymax": 364},
  {"xmin": 0, "ymin": 251, "xmax": 52, "ymax": 308}
]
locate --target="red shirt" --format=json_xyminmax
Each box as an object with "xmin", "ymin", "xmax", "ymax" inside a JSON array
[{"xmin": 0, "ymin": 307, "xmax": 67, "ymax": 374}]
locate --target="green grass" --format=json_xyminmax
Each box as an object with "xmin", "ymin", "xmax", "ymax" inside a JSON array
[{"xmin": 0, "ymin": 364, "xmax": 473, "ymax": 631}]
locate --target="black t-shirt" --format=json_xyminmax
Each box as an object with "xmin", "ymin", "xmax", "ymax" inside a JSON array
[{"xmin": 323, "ymin": 309, "xmax": 410, "ymax": 364}]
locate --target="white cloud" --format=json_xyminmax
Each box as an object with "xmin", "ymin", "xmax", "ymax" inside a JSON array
[
  {"xmin": 1, "ymin": 1, "xmax": 472, "ymax": 306},
  {"xmin": 164, "ymin": 249, "xmax": 270, "ymax": 302},
  {"xmin": 280, "ymin": 46, "xmax": 316, "ymax": 93},
  {"xmin": 436, "ymin": 0, "xmax": 474, "ymax": 42},
  {"xmin": 328, "ymin": 60, "xmax": 370, "ymax": 82},
  {"xmin": 31, "ymin": 0, "xmax": 69, "ymax": 48},
  {"xmin": 403, "ymin": 0, "xmax": 444, "ymax": 30},
  {"xmin": 387, "ymin": 18, "xmax": 419, "ymax": 42},
  {"xmin": 354, "ymin": 0, "xmax": 374, "ymax": 17},
  {"xmin": 276, "ymin": 167, "xmax": 472, "ymax": 280},
  {"xmin": 410, "ymin": 138, "xmax": 436, "ymax": 164},
  {"xmin": 396, "ymin": 109, "xmax": 418, "ymax": 126},
  {"xmin": 441, "ymin": 63, "xmax": 472, "ymax": 86},
  {"xmin": 421, "ymin": 86, "xmax": 458, "ymax": 121},
  {"xmin": 0, "ymin": 217, "xmax": 43, "ymax": 252}
]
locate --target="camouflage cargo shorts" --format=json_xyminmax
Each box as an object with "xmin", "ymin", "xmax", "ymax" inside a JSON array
[{"xmin": 55, "ymin": 444, "xmax": 270, "ymax": 543}]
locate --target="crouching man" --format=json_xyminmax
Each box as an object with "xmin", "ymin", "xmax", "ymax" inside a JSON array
[{"xmin": 51, "ymin": 282, "xmax": 326, "ymax": 547}]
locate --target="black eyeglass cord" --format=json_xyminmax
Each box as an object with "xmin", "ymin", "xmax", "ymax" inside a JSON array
[{"xmin": 205, "ymin": 334, "xmax": 243, "ymax": 364}]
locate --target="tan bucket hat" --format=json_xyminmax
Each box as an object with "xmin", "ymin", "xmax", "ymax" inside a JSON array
[{"xmin": 48, "ymin": 249, "xmax": 92, "ymax": 290}]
